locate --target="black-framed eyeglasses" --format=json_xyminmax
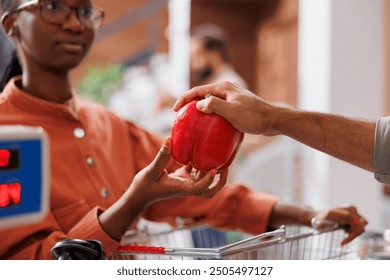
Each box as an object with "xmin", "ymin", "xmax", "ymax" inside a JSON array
[{"xmin": 4, "ymin": 0, "xmax": 105, "ymax": 31}]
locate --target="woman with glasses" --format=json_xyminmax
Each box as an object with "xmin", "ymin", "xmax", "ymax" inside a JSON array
[{"xmin": 0, "ymin": 0, "xmax": 367, "ymax": 259}]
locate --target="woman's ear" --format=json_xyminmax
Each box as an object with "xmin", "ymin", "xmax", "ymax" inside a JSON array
[{"xmin": 1, "ymin": 13, "xmax": 19, "ymax": 37}]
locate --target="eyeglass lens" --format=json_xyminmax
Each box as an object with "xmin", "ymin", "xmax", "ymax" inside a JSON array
[{"xmin": 40, "ymin": 1, "xmax": 102, "ymax": 30}]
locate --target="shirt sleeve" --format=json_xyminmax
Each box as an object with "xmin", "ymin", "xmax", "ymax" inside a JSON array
[
  {"xmin": 374, "ymin": 116, "xmax": 390, "ymax": 184},
  {"xmin": 0, "ymin": 207, "xmax": 119, "ymax": 260}
]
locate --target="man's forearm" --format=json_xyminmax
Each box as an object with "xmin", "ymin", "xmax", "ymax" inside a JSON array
[{"xmin": 271, "ymin": 107, "xmax": 376, "ymax": 172}]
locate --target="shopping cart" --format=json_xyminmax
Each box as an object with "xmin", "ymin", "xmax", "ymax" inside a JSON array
[{"xmin": 110, "ymin": 222, "xmax": 355, "ymax": 260}]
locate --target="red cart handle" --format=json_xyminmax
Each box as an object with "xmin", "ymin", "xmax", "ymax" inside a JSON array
[{"xmin": 117, "ymin": 245, "xmax": 166, "ymax": 254}]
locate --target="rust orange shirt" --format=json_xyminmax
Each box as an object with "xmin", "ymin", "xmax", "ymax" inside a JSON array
[{"xmin": 0, "ymin": 78, "xmax": 277, "ymax": 259}]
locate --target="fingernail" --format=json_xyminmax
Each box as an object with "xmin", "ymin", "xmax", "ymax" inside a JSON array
[
  {"xmin": 196, "ymin": 100, "xmax": 206, "ymax": 111},
  {"xmin": 210, "ymin": 169, "xmax": 217, "ymax": 178},
  {"xmin": 163, "ymin": 137, "xmax": 170, "ymax": 148}
]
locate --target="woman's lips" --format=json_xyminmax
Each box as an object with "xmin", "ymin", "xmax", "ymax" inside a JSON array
[{"xmin": 56, "ymin": 41, "xmax": 85, "ymax": 54}]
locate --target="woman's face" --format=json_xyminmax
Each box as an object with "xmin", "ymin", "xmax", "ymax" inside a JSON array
[{"xmin": 8, "ymin": 0, "xmax": 96, "ymax": 74}]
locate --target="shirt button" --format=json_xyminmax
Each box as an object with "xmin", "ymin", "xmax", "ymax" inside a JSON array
[
  {"xmin": 73, "ymin": 127, "xmax": 85, "ymax": 139},
  {"xmin": 86, "ymin": 157, "xmax": 96, "ymax": 167},
  {"xmin": 100, "ymin": 188, "xmax": 109, "ymax": 198}
]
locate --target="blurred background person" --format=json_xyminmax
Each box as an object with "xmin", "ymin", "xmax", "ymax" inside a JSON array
[
  {"xmin": 189, "ymin": 23, "xmax": 247, "ymax": 88},
  {"xmin": 152, "ymin": 23, "xmax": 247, "ymax": 124}
]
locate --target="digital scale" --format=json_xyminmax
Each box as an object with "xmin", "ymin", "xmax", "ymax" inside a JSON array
[{"xmin": 0, "ymin": 125, "xmax": 49, "ymax": 229}]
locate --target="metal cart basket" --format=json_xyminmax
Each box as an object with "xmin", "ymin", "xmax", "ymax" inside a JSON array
[{"xmin": 110, "ymin": 224, "xmax": 354, "ymax": 260}]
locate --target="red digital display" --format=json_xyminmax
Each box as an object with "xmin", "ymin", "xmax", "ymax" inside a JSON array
[
  {"xmin": 0, "ymin": 149, "xmax": 19, "ymax": 170},
  {"xmin": 0, "ymin": 149, "xmax": 11, "ymax": 167},
  {"xmin": 0, "ymin": 183, "xmax": 21, "ymax": 207}
]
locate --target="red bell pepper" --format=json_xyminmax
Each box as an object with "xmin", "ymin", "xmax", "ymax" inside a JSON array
[{"xmin": 171, "ymin": 100, "xmax": 244, "ymax": 171}]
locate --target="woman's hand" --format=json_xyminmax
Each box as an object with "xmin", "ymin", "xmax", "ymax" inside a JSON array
[
  {"xmin": 312, "ymin": 205, "xmax": 368, "ymax": 246},
  {"xmin": 268, "ymin": 203, "xmax": 367, "ymax": 247},
  {"xmin": 128, "ymin": 137, "xmax": 228, "ymax": 210},
  {"xmin": 99, "ymin": 137, "xmax": 228, "ymax": 241}
]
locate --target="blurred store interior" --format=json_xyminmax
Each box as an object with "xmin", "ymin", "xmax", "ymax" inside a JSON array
[{"xmin": 73, "ymin": 0, "xmax": 390, "ymax": 231}]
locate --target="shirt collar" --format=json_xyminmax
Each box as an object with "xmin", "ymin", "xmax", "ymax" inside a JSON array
[{"xmin": 2, "ymin": 77, "xmax": 81, "ymax": 120}]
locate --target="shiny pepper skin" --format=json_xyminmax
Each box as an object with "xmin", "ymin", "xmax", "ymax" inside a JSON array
[{"xmin": 171, "ymin": 100, "xmax": 244, "ymax": 171}]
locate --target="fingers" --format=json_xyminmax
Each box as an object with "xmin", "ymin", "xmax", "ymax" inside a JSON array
[
  {"xmin": 316, "ymin": 206, "xmax": 357, "ymax": 227},
  {"xmin": 173, "ymin": 82, "xmax": 231, "ymax": 111},
  {"xmin": 331, "ymin": 206, "xmax": 367, "ymax": 230},
  {"xmin": 156, "ymin": 164, "xmax": 228, "ymax": 201},
  {"xmin": 183, "ymin": 164, "xmax": 194, "ymax": 174},
  {"xmin": 314, "ymin": 209, "xmax": 351, "ymax": 230},
  {"xmin": 192, "ymin": 169, "xmax": 228, "ymax": 198},
  {"xmin": 315, "ymin": 206, "xmax": 368, "ymax": 246},
  {"xmin": 200, "ymin": 169, "xmax": 229, "ymax": 198},
  {"xmin": 189, "ymin": 168, "xmax": 207, "ymax": 181},
  {"xmin": 147, "ymin": 137, "xmax": 172, "ymax": 178},
  {"xmin": 341, "ymin": 214, "xmax": 368, "ymax": 246},
  {"xmin": 196, "ymin": 94, "xmax": 230, "ymax": 116},
  {"xmin": 341, "ymin": 220, "xmax": 367, "ymax": 246},
  {"xmin": 189, "ymin": 169, "xmax": 217, "ymax": 195}
]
